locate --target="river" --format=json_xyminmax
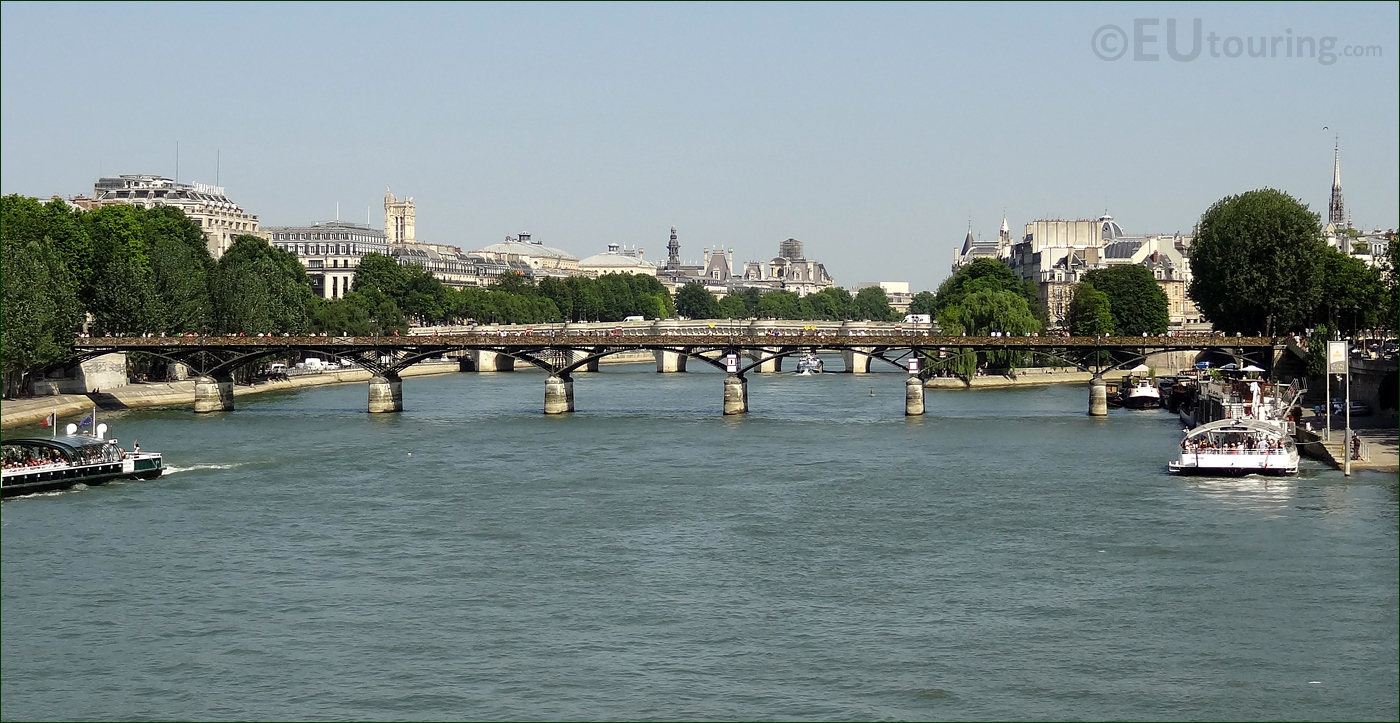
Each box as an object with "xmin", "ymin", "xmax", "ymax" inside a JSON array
[{"xmin": 3, "ymin": 362, "xmax": 1397, "ymax": 721}]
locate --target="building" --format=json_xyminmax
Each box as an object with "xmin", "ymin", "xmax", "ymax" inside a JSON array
[
  {"xmin": 1005, "ymin": 214, "xmax": 1204, "ymax": 331},
  {"xmin": 470, "ymin": 233, "xmax": 580, "ymax": 277},
  {"xmin": 951, "ymin": 217, "xmax": 1013, "ymax": 274},
  {"xmin": 384, "ymin": 187, "xmax": 416, "ymax": 245},
  {"xmin": 265, "ymin": 221, "xmax": 390, "ymax": 299},
  {"xmin": 578, "ymin": 243, "xmax": 657, "ymax": 277},
  {"xmin": 738, "ymin": 237, "xmax": 835, "ymax": 297},
  {"xmin": 70, "ymin": 174, "xmax": 263, "ymax": 258},
  {"xmin": 1328, "ymin": 139, "xmax": 1348, "ymax": 229}
]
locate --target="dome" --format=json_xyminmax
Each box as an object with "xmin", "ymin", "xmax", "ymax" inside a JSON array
[
  {"xmin": 472, "ymin": 238, "xmax": 578, "ymax": 261},
  {"xmin": 579, "ymin": 252, "xmax": 655, "ymax": 269}
]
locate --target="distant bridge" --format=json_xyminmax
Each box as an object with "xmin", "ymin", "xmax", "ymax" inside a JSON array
[{"xmin": 70, "ymin": 320, "xmax": 1278, "ymax": 416}]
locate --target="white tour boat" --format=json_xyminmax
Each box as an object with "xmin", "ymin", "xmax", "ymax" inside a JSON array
[
  {"xmin": 1167, "ymin": 418, "xmax": 1298, "ymax": 476},
  {"xmin": 796, "ymin": 353, "xmax": 824, "ymax": 375}
]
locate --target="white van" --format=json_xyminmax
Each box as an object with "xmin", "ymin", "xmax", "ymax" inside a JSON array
[
  {"xmin": 623, "ymin": 315, "xmax": 646, "ymax": 322},
  {"xmin": 303, "ymin": 358, "xmax": 325, "ymax": 371}
]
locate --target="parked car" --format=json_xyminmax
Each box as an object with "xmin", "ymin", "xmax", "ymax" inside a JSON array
[{"xmin": 1331, "ymin": 398, "xmax": 1372, "ymax": 416}]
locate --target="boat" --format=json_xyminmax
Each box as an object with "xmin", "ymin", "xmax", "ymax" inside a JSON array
[
  {"xmin": 1167, "ymin": 418, "xmax": 1298, "ymax": 476},
  {"xmin": 1119, "ymin": 377, "xmax": 1162, "ymax": 409},
  {"xmin": 796, "ymin": 353, "xmax": 824, "ymax": 375},
  {"xmin": 2, "ymin": 432, "xmax": 163, "ymax": 499},
  {"xmin": 1168, "ymin": 376, "xmax": 1304, "ymax": 476}
]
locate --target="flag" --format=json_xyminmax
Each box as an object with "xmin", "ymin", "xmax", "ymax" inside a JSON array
[
  {"xmin": 39, "ymin": 412, "xmax": 56, "ymax": 428},
  {"xmin": 78, "ymin": 413, "xmax": 93, "ymax": 427}
]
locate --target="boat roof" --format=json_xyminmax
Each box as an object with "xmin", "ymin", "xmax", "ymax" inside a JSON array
[
  {"xmin": 1184, "ymin": 419, "xmax": 1286, "ymax": 437},
  {"xmin": 1, "ymin": 435, "xmax": 116, "ymax": 453}
]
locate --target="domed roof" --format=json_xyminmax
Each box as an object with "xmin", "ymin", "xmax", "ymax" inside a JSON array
[
  {"xmin": 580, "ymin": 251, "xmax": 656, "ymax": 269},
  {"xmin": 472, "ymin": 237, "xmax": 577, "ymax": 261}
]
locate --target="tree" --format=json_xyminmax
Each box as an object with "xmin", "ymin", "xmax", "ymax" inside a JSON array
[
  {"xmin": 1314, "ymin": 247, "xmax": 1386, "ymax": 336},
  {"xmin": 907, "ymin": 291, "xmax": 937, "ymax": 317},
  {"xmin": 934, "ymin": 258, "xmax": 1034, "ymax": 314},
  {"xmin": 757, "ymin": 289, "xmax": 802, "ymax": 319},
  {"xmin": 209, "ymin": 235, "xmax": 317, "ymax": 333},
  {"xmin": 674, "ymin": 282, "xmax": 721, "ymax": 319},
  {"xmin": 1188, "ymin": 188, "xmax": 1326, "ymax": 334},
  {"xmin": 1081, "ymin": 265, "xmax": 1169, "ymax": 335},
  {"xmin": 1066, "ymin": 281, "xmax": 1115, "ymax": 336},
  {"xmin": 852, "ymin": 286, "xmax": 895, "ymax": 321}
]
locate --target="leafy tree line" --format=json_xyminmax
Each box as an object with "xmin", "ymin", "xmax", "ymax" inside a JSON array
[{"xmin": 672, "ymin": 282, "xmax": 898, "ymax": 322}]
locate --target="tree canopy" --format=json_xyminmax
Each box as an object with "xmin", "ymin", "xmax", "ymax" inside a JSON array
[
  {"xmin": 1188, "ymin": 188, "xmax": 1325, "ymax": 334},
  {"xmin": 1081, "ymin": 264, "xmax": 1169, "ymax": 335},
  {"xmin": 1066, "ymin": 281, "xmax": 1114, "ymax": 336}
]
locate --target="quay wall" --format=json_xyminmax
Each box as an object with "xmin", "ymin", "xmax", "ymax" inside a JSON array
[{"xmin": 924, "ymin": 369, "xmax": 1093, "ymax": 390}]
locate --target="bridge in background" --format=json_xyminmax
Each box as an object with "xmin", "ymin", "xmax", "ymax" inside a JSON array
[{"xmin": 70, "ymin": 320, "xmax": 1279, "ymax": 417}]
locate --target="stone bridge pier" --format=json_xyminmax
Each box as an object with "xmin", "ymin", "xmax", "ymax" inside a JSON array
[
  {"xmin": 1088, "ymin": 375, "xmax": 1108, "ymax": 416},
  {"xmin": 723, "ymin": 374, "xmax": 748, "ymax": 415},
  {"xmin": 368, "ymin": 373, "xmax": 403, "ymax": 413},
  {"xmin": 844, "ymin": 347, "xmax": 874, "ymax": 374},
  {"xmin": 193, "ymin": 373, "xmax": 234, "ymax": 413},
  {"xmin": 473, "ymin": 349, "xmax": 516, "ymax": 372},
  {"xmin": 544, "ymin": 374, "xmax": 575, "ymax": 414},
  {"xmin": 654, "ymin": 350, "xmax": 687, "ymax": 373},
  {"xmin": 753, "ymin": 347, "xmax": 783, "ymax": 373},
  {"xmin": 905, "ymin": 376, "xmax": 925, "ymax": 416}
]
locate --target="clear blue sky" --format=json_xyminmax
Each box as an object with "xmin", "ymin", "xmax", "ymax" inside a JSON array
[{"xmin": 3, "ymin": 1, "xmax": 1395, "ymax": 292}]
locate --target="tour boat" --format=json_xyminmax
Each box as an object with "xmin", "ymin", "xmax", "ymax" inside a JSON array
[
  {"xmin": 1120, "ymin": 378, "xmax": 1162, "ymax": 409},
  {"xmin": 796, "ymin": 353, "xmax": 824, "ymax": 375},
  {"xmin": 2, "ymin": 432, "xmax": 163, "ymax": 499},
  {"xmin": 1167, "ymin": 418, "xmax": 1298, "ymax": 476}
]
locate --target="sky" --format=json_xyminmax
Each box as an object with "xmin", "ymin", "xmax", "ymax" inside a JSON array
[{"xmin": 2, "ymin": 1, "xmax": 1396, "ymax": 292}]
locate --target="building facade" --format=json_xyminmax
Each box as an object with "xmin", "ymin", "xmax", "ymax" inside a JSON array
[
  {"xmin": 265, "ymin": 221, "xmax": 391, "ymax": 299},
  {"xmin": 70, "ymin": 174, "xmax": 263, "ymax": 258}
]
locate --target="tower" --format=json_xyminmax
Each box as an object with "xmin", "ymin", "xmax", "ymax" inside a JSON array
[
  {"xmin": 384, "ymin": 186, "xmax": 416, "ymax": 245},
  {"xmin": 1328, "ymin": 139, "xmax": 1347, "ymax": 228},
  {"xmin": 665, "ymin": 225, "xmax": 681, "ymax": 271}
]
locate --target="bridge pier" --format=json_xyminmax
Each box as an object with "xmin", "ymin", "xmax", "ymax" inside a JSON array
[
  {"xmin": 844, "ymin": 347, "xmax": 874, "ymax": 374},
  {"xmin": 474, "ymin": 349, "xmax": 516, "ymax": 372},
  {"xmin": 654, "ymin": 350, "xmax": 687, "ymax": 373},
  {"xmin": 1088, "ymin": 375, "xmax": 1108, "ymax": 417},
  {"xmin": 368, "ymin": 373, "xmax": 403, "ymax": 413},
  {"xmin": 905, "ymin": 376, "xmax": 925, "ymax": 416},
  {"xmin": 458, "ymin": 356, "xmax": 477, "ymax": 372},
  {"xmin": 544, "ymin": 374, "xmax": 575, "ymax": 414},
  {"xmin": 723, "ymin": 374, "xmax": 748, "ymax": 415},
  {"xmin": 193, "ymin": 374, "xmax": 234, "ymax": 413},
  {"xmin": 754, "ymin": 346, "xmax": 782, "ymax": 373}
]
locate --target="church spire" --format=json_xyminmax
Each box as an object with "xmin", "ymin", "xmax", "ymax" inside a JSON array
[{"xmin": 1328, "ymin": 137, "xmax": 1347, "ymax": 228}]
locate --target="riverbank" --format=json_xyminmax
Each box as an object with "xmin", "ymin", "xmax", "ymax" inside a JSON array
[
  {"xmin": 1294, "ymin": 412, "xmax": 1400, "ymax": 474},
  {"xmin": 1, "ymin": 362, "xmax": 460, "ymax": 429}
]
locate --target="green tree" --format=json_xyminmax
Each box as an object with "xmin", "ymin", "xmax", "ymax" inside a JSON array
[
  {"xmin": 907, "ymin": 290, "xmax": 937, "ymax": 317},
  {"xmin": 717, "ymin": 293, "xmax": 749, "ymax": 319},
  {"xmin": 1, "ymin": 235, "xmax": 83, "ymax": 395},
  {"xmin": 1188, "ymin": 188, "xmax": 1325, "ymax": 334},
  {"xmin": 1066, "ymin": 281, "xmax": 1115, "ymax": 336},
  {"xmin": 1081, "ymin": 264, "xmax": 1169, "ymax": 335},
  {"xmin": 757, "ymin": 289, "xmax": 802, "ymax": 319},
  {"xmin": 852, "ymin": 286, "xmax": 895, "ymax": 321},
  {"xmin": 1314, "ymin": 247, "xmax": 1386, "ymax": 336},
  {"xmin": 209, "ymin": 235, "xmax": 317, "ymax": 333},
  {"xmin": 934, "ymin": 258, "xmax": 1034, "ymax": 314},
  {"xmin": 674, "ymin": 282, "xmax": 721, "ymax": 319}
]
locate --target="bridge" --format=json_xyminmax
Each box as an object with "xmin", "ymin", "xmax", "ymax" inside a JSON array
[{"xmin": 69, "ymin": 320, "xmax": 1279, "ymax": 417}]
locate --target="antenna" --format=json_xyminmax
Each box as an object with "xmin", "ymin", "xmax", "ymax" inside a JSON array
[
  {"xmin": 175, "ymin": 141, "xmax": 180, "ymax": 183},
  {"xmin": 216, "ymin": 149, "xmax": 220, "ymax": 186}
]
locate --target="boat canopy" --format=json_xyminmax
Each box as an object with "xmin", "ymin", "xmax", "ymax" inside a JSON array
[
  {"xmin": 2, "ymin": 435, "xmax": 122, "ymax": 465},
  {"xmin": 1183, "ymin": 418, "xmax": 1287, "ymax": 439}
]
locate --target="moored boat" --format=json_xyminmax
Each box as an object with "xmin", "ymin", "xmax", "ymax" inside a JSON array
[
  {"xmin": 1167, "ymin": 418, "xmax": 1298, "ymax": 475},
  {"xmin": 2, "ymin": 434, "xmax": 163, "ymax": 499},
  {"xmin": 1120, "ymin": 378, "xmax": 1162, "ymax": 409}
]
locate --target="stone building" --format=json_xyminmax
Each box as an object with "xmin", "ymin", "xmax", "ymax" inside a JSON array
[
  {"xmin": 470, "ymin": 233, "xmax": 580, "ymax": 277},
  {"xmin": 70, "ymin": 174, "xmax": 263, "ymax": 258},
  {"xmin": 579, "ymin": 244, "xmax": 657, "ymax": 277},
  {"xmin": 265, "ymin": 221, "xmax": 391, "ymax": 299},
  {"xmin": 384, "ymin": 187, "xmax": 416, "ymax": 245}
]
